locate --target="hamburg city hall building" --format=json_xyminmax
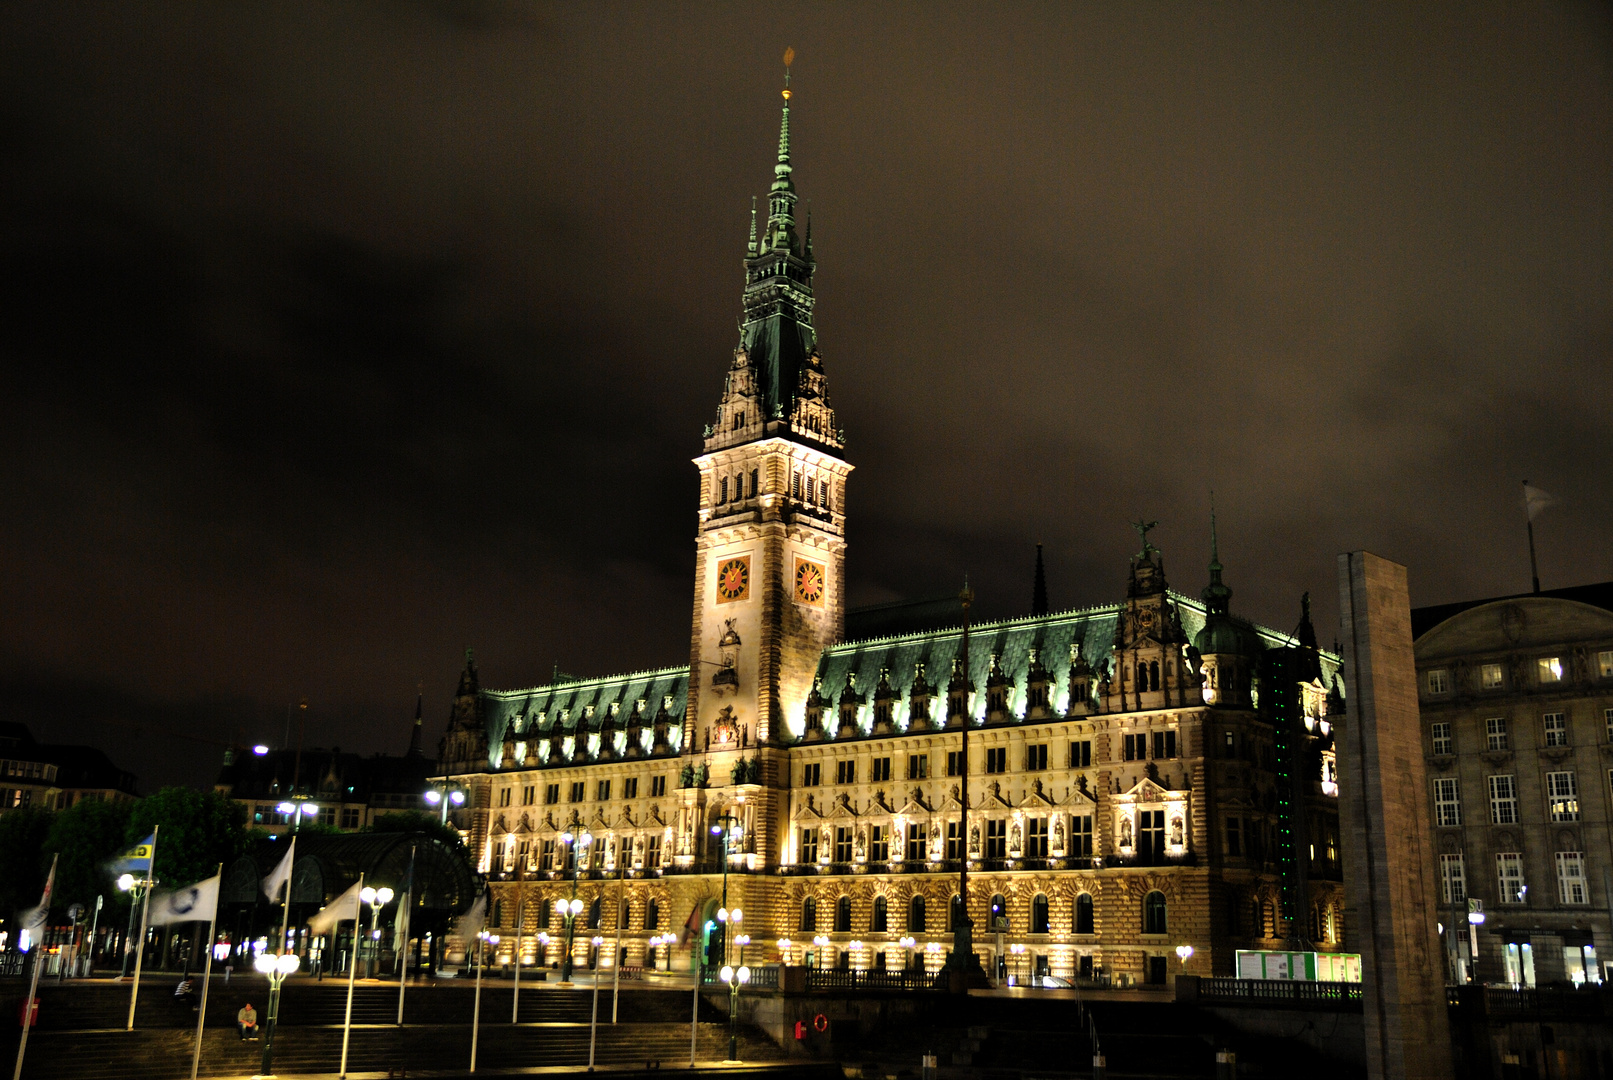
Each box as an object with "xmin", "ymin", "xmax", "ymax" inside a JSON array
[{"xmin": 433, "ymin": 78, "xmax": 1347, "ymax": 988}]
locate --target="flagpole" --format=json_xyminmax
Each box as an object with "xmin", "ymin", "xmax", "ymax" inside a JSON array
[
  {"xmin": 339, "ymin": 872, "xmax": 362, "ymax": 1079},
  {"xmin": 689, "ymin": 957, "xmax": 699, "ymax": 1067},
  {"xmin": 127, "ymin": 824, "xmax": 158, "ymax": 1030},
  {"xmin": 611, "ymin": 861, "xmax": 623, "ymax": 1023},
  {"xmin": 470, "ymin": 932, "xmax": 484, "ymax": 1073},
  {"xmin": 277, "ymin": 835, "xmax": 297, "ymax": 963},
  {"xmin": 1524, "ymin": 480, "xmax": 1541, "ymax": 594},
  {"xmin": 13, "ymin": 854, "xmax": 58, "ymax": 1080},
  {"xmin": 397, "ymin": 844, "xmax": 415, "ymax": 1026},
  {"xmin": 189, "ymin": 865, "xmax": 223, "ymax": 1080},
  {"xmin": 511, "ymin": 860, "xmax": 522, "ymax": 1024}
]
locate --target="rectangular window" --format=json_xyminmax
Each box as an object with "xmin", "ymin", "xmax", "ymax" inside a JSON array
[
  {"xmin": 1152, "ymin": 730, "xmax": 1178, "ymax": 759},
  {"xmin": 1427, "ymin": 668, "xmax": 1450, "ymax": 694},
  {"xmin": 869, "ymin": 824, "xmax": 888, "ymax": 862},
  {"xmin": 1488, "ymin": 775, "xmax": 1518, "ymax": 824},
  {"xmin": 907, "ymin": 754, "xmax": 929, "ymax": 780},
  {"xmin": 1433, "ymin": 777, "xmax": 1462, "ymax": 826},
  {"xmin": 799, "ymin": 827, "xmax": 818, "ymax": 863},
  {"xmin": 340, "ymin": 807, "xmax": 360, "ymax": 830},
  {"xmin": 984, "ymin": 747, "xmax": 1007, "ymax": 774},
  {"xmin": 1071, "ymin": 814, "xmax": 1093, "ymax": 857},
  {"xmin": 834, "ymin": 826, "xmax": 853, "ymax": 863},
  {"xmin": 541, "ymin": 839, "xmax": 556, "ymax": 870},
  {"xmin": 545, "ymin": 783, "xmax": 560, "ymax": 805},
  {"xmin": 1537, "ymin": 657, "xmax": 1563, "ymax": 683},
  {"xmin": 1555, "ymin": 852, "xmax": 1587, "ymax": 905},
  {"xmin": 1497, "ymin": 852, "xmax": 1526, "ymax": 904},
  {"xmin": 945, "ymin": 821, "xmax": 963, "ymax": 860},
  {"xmin": 871, "ymin": 757, "xmax": 892, "ymax": 782},
  {"xmin": 835, "ymin": 759, "xmax": 856, "ymax": 785},
  {"xmin": 650, "ymin": 775, "xmax": 667, "ymax": 797},
  {"xmin": 1481, "ymin": 663, "xmax": 1505, "ymax": 689},
  {"xmin": 1225, "ymin": 816, "xmax": 1242, "ymax": 857},
  {"xmin": 1547, "ymin": 771, "xmax": 1579, "ymax": 821},
  {"xmin": 498, "ymin": 788, "xmax": 512, "ymax": 807},
  {"xmin": 1123, "ymin": 733, "xmax": 1147, "ymax": 761},
  {"xmin": 1543, "ymin": 712, "xmax": 1568, "ymax": 746},
  {"xmin": 645, "ymin": 835, "xmax": 662, "ymax": 867},
  {"xmin": 749, "ymin": 469, "xmax": 758, "ymax": 497},
  {"xmin": 906, "ymin": 822, "xmax": 927, "ymax": 861},
  {"xmin": 522, "ymin": 785, "xmax": 536, "ymax": 805},
  {"xmin": 1026, "ymin": 744, "xmax": 1048, "ymax": 771},
  {"xmin": 802, "ymin": 762, "xmax": 821, "ymax": 787},
  {"xmin": 1025, "ymin": 817, "xmax": 1048, "ymax": 858},
  {"xmin": 719, "ymin": 477, "xmax": 728, "ymax": 504},
  {"xmin": 946, "ymin": 751, "xmax": 963, "ymax": 777},
  {"xmin": 569, "ymin": 781, "xmax": 585, "ymax": 803},
  {"xmin": 1486, "ymin": 717, "xmax": 1508, "ymax": 751},
  {"xmin": 1599, "ymin": 650, "xmax": 1613, "ymax": 678},
  {"xmin": 1606, "ymin": 708, "xmax": 1613, "ymax": 742},
  {"xmin": 623, "ymin": 777, "xmax": 638, "ymax": 799},
  {"xmin": 985, "ymin": 819, "xmax": 1007, "ymax": 859},
  {"xmin": 1070, "ymin": 740, "xmax": 1091, "ymax": 768},
  {"xmin": 1440, "ymin": 853, "xmax": 1466, "ymax": 904},
  {"xmin": 805, "ymin": 476, "xmax": 816, "ymax": 504},
  {"xmin": 792, "ymin": 472, "xmax": 802, "ymax": 499},
  {"xmin": 596, "ymin": 779, "xmax": 611, "ymax": 801},
  {"xmin": 1431, "ymin": 722, "xmax": 1452, "ymax": 755}
]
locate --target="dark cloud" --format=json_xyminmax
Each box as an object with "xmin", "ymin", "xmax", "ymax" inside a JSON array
[{"xmin": 0, "ymin": 2, "xmax": 1608, "ymax": 791}]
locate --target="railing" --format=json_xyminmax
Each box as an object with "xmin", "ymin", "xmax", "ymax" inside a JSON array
[
  {"xmin": 1196, "ymin": 978, "xmax": 1363, "ymax": 1007},
  {"xmin": 1477, "ymin": 986, "xmax": 1608, "ymax": 1019},
  {"xmin": 804, "ymin": 968, "xmax": 937, "ymax": 992},
  {"xmin": 699, "ymin": 964, "xmax": 780, "ymax": 990}
]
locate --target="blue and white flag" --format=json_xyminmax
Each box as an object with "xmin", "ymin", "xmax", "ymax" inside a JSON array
[
  {"xmin": 148, "ymin": 874, "xmax": 220, "ymax": 927},
  {"xmin": 110, "ymin": 834, "xmax": 156, "ymax": 874}
]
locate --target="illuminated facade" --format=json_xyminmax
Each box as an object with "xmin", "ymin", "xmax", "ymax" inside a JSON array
[{"xmin": 434, "ymin": 78, "xmax": 1346, "ymax": 984}]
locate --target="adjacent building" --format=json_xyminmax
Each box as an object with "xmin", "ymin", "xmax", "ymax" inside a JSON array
[
  {"xmin": 0, "ymin": 722, "xmax": 139, "ymax": 812},
  {"xmin": 432, "ymin": 76, "xmax": 1346, "ymax": 985},
  {"xmin": 1413, "ymin": 581, "xmax": 1613, "ymax": 986}
]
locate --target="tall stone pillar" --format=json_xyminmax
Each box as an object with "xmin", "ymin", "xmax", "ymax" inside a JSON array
[{"xmin": 1336, "ymin": 552, "xmax": 1452, "ymax": 1080}]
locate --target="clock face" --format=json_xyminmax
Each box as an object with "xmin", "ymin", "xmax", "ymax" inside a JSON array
[
  {"xmin": 715, "ymin": 557, "xmax": 750, "ymax": 603},
  {"xmin": 794, "ymin": 557, "xmax": 826, "ymax": 605}
]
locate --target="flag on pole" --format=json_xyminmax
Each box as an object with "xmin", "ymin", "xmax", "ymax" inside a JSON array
[
  {"xmin": 678, "ymin": 902, "xmax": 704, "ymax": 946},
  {"xmin": 148, "ymin": 875, "xmax": 221, "ymax": 927},
  {"xmin": 454, "ymin": 889, "xmax": 489, "ymax": 944},
  {"xmin": 394, "ymin": 846, "xmax": 416, "ymax": 954},
  {"xmin": 110, "ymin": 834, "xmax": 156, "ymax": 875},
  {"xmin": 260, "ymin": 839, "xmax": 295, "ymax": 903},
  {"xmin": 18, "ymin": 857, "xmax": 57, "ymax": 936},
  {"xmin": 1524, "ymin": 484, "xmax": 1555, "ymax": 521},
  {"xmin": 306, "ymin": 879, "xmax": 364, "ymax": 937}
]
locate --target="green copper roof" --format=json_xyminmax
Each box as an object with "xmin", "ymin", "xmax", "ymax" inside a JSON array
[{"xmin": 476, "ymin": 665, "xmax": 688, "ymax": 768}]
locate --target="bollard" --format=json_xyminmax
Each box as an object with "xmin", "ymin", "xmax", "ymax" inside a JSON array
[
  {"xmin": 1092, "ymin": 1052, "xmax": 1106, "ymax": 1080},
  {"xmin": 1216, "ymin": 1050, "xmax": 1236, "ymax": 1080},
  {"xmin": 921, "ymin": 1053, "xmax": 937, "ymax": 1080}
]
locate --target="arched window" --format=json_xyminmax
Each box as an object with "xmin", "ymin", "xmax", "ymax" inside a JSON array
[
  {"xmin": 749, "ymin": 469, "xmax": 759, "ymax": 497},
  {"xmin": 989, "ymin": 894, "xmax": 1008, "ymax": 932},
  {"xmin": 588, "ymin": 897, "xmax": 602, "ymax": 930},
  {"xmin": 646, "ymin": 900, "xmax": 659, "ymax": 932},
  {"xmin": 835, "ymin": 895, "xmax": 853, "ymax": 933},
  {"xmin": 1143, "ymin": 891, "xmax": 1167, "ymax": 935},
  {"xmin": 1074, "ymin": 893, "xmax": 1094, "ymax": 935},
  {"xmin": 872, "ymin": 895, "xmax": 888, "ymax": 933},
  {"xmin": 909, "ymin": 896, "xmax": 926, "ymax": 933},
  {"xmin": 719, "ymin": 477, "xmax": 728, "ymax": 504},
  {"xmin": 1031, "ymin": 894, "xmax": 1050, "ymax": 934},
  {"xmin": 1252, "ymin": 900, "xmax": 1264, "ymax": 937},
  {"xmin": 1136, "ymin": 662, "xmax": 1147, "ymax": 690},
  {"xmin": 800, "ymin": 897, "xmax": 817, "ymax": 932},
  {"xmin": 949, "ymin": 894, "xmax": 965, "ymax": 931}
]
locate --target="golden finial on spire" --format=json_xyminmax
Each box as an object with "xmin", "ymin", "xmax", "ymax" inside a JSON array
[{"xmin": 782, "ymin": 46, "xmax": 795, "ymax": 99}]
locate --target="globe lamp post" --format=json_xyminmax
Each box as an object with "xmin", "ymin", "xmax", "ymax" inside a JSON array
[
  {"xmin": 422, "ymin": 782, "xmax": 466, "ymax": 825},
  {"xmin": 718, "ymin": 963, "xmax": 751, "ymax": 1062},
  {"xmin": 558, "ymin": 829, "xmax": 592, "ymax": 982},
  {"xmin": 359, "ymin": 886, "xmax": 394, "ymax": 978},
  {"xmin": 255, "ymin": 950, "xmax": 300, "ymax": 1076}
]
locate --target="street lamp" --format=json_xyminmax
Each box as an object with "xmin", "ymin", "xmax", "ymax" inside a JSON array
[
  {"xmin": 899, "ymin": 936, "xmax": 917, "ymax": 973},
  {"xmin": 117, "ymin": 871, "xmax": 156, "ymax": 978},
  {"xmin": 718, "ymin": 963, "xmax": 751, "ymax": 1062},
  {"xmin": 812, "ymin": 935, "xmax": 830, "ymax": 969},
  {"xmin": 276, "ymin": 796, "xmax": 320, "ymax": 834},
  {"xmin": 359, "ymin": 886, "xmax": 395, "ymax": 978},
  {"xmin": 777, "ymin": 938, "xmax": 791, "ymax": 967},
  {"xmin": 558, "ymin": 829, "xmax": 593, "ymax": 982},
  {"xmin": 422, "ymin": 782, "xmax": 467, "ymax": 825},
  {"xmin": 734, "ymin": 934, "xmax": 751, "ymax": 967},
  {"xmin": 1009, "ymin": 943, "xmax": 1026, "ymax": 986},
  {"xmin": 1175, "ymin": 944, "xmax": 1194, "ymax": 978},
  {"xmin": 254, "ymin": 950, "xmax": 301, "ymax": 1076}
]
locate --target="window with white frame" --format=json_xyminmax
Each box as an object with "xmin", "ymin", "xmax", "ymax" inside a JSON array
[
  {"xmin": 1433, "ymin": 778, "xmax": 1462, "ymax": 826},
  {"xmin": 1481, "ymin": 663, "xmax": 1505, "ymax": 689},
  {"xmin": 1488, "ymin": 775, "xmax": 1518, "ymax": 824},
  {"xmin": 1426, "ymin": 669, "xmax": 1450, "ymax": 694},
  {"xmin": 1555, "ymin": 852, "xmax": 1588, "ymax": 905},
  {"xmin": 1543, "ymin": 712, "xmax": 1568, "ymax": 747},
  {"xmin": 1497, "ymin": 852, "xmax": 1526, "ymax": 904},
  {"xmin": 1547, "ymin": 771, "xmax": 1579, "ymax": 821},
  {"xmin": 1537, "ymin": 657, "xmax": 1563, "ymax": 683},
  {"xmin": 1605, "ymin": 708, "xmax": 1613, "ymax": 741},
  {"xmin": 1431, "ymin": 722, "xmax": 1452, "ymax": 755},
  {"xmin": 1486, "ymin": 717, "xmax": 1509, "ymax": 751},
  {"xmin": 1440, "ymin": 853, "xmax": 1466, "ymax": 904}
]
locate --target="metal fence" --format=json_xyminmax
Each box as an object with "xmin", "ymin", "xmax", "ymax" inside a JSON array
[
  {"xmin": 804, "ymin": 968, "xmax": 936, "ymax": 992},
  {"xmin": 699, "ymin": 964, "xmax": 780, "ymax": 990},
  {"xmin": 1197, "ymin": 977, "xmax": 1363, "ymax": 1006}
]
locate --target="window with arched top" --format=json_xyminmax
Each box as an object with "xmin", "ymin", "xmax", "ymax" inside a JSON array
[
  {"xmin": 646, "ymin": 900, "xmax": 659, "ymax": 932},
  {"xmin": 1074, "ymin": 893, "xmax": 1095, "ymax": 935},
  {"xmin": 587, "ymin": 897, "xmax": 602, "ymax": 930},
  {"xmin": 800, "ymin": 897, "xmax": 817, "ymax": 932},
  {"xmin": 1150, "ymin": 659, "xmax": 1160, "ymax": 691},
  {"xmin": 909, "ymin": 895, "xmax": 926, "ymax": 933},
  {"xmin": 1031, "ymin": 894, "xmax": 1050, "ymax": 934},
  {"xmin": 835, "ymin": 895, "xmax": 853, "ymax": 933},
  {"xmin": 989, "ymin": 893, "xmax": 1008, "ymax": 932},
  {"xmin": 872, "ymin": 895, "xmax": 888, "ymax": 933},
  {"xmin": 1143, "ymin": 891, "xmax": 1167, "ymax": 935}
]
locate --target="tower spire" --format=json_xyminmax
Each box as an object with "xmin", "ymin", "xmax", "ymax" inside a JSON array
[
  {"xmin": 407, "ymin": 684, "xmax": 424, "ymax": 758},
  {"xmin": 1202, "ymin": 492, "xmax": 1232, "ymax": 615},
  {"xmin": 1032, "ymin": 543, "xmax": 1049, "ymax": 616},
  {"xmin": 747, "ymin": 196, "xmax": 757, "ymax": 256},
  {"xmin": 766, "ymin": 47, "xmax": 797, "ymax": 252}
]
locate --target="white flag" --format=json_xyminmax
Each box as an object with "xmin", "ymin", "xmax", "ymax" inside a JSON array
[
  {"xmin": 1524, "ymin": 484, "xmax": 1555, "ymax": 522},
  {"xmin": 148, "ymin": 874, "xmax": 220, "ymax": 926},
  {"xmin": 260, "ymin": 837, "xmax": 296, "ymax": 903},
  {"xmin": 18, "ymin": 857, "xmax": 57, "ymax": 934},
  {"xmin": 306, "ymin": 879, "xmax": 364, "ymax": 937},
  {"xmin": 453, "ymin": 890, "xmax": 488, "ymax": 945}
]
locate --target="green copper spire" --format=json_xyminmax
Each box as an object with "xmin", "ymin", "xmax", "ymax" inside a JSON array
[
  {"xmin": 766, "ymin": 48, "xmax": 798, "ymax": 252},
  {"xmin": 1202, "ymin": 492, "xmax": 1232, "ymax": 615},
  {"xmin": 747, "ymin": 196, "xmax": 757, "ymax": 257}
]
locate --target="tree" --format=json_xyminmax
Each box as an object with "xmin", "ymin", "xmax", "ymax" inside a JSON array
[
  {"xmin": 0, "ymin": 806, "xmax": 53, "ymax": 923},
  {"xmin": 45, "ymin": 797, "xmax": 132, "ymax": 912},
  {"xmin": 367, "ymin": 811, "xmax": 463, "ymax": 850},
  {"xmin": 125, "ymin": 788, "xmax": 249, "ymax": 889}
]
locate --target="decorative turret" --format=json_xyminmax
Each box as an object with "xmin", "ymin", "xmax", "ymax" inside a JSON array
[
  {"xmin": 984, "ymin": 652, "xmax": 1013, "ymax": 725},
  {"xmin": 944, "ymin": 656, "xmax": 973, "ymax": 728},
  {"xmin": 871, "ymin": 665, "xmax": 897, "ymax": 736},
  {"xmin": 801, "ymin": 674, "xmax": 828, "ymax": 743},
  {"xmin": 438, "ymin": 649, "xmax": 488, "ymax": 774},
  {"xmin": 907, "ymin": 661, "xmax": 935, "ymax": 732},
  {"xmin": 1193, "ymin": 506, "xmax": 1265, "ymax": 707},
  {"xmin": 835, "ymin": 671, "xmax": 864, "ymax": 739}
]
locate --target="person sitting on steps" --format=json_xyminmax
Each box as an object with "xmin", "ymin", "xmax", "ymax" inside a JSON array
[{"xmin": 237, "ymin": 1002, "xmax": 258, "ymax": 1040}]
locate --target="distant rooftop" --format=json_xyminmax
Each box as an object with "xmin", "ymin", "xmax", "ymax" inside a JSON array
[{"xmin": 1411, "ymin": 581, "xmax": 1613, "ymax": 641}]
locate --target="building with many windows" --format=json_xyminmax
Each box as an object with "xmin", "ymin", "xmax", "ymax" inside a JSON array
[
  {"xmin": 0, "ymin": 722, "xmax": 139, "ymax": 812},
  {"xmin": 1414, "ymin": 582, "xmax": 1613, "ymax": 986},
  {"xmin": 432, "ymin": 75, "xmax": 1346, "ymax": 986}
]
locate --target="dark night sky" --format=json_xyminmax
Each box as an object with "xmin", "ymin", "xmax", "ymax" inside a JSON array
[{"xmin": 1, "ymin": 4, "xmax": 1609, "ymax": 793}]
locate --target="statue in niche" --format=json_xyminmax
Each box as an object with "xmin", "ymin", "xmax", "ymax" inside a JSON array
[
  {"xmin": 969, "ymin": 824, "xmax": 980, "ymax": 854},
  {"xmin": 1120, "ymin": 817, "xmax": 1133, "ymax": 849},
  {"xmin": 930, "ymin": 822, "xmax": 941, "ymax": 847},
  {"xmin": 731, "ymin": 756, "xmax": 749, "ymax": 785},
  {"xmin": 854, "ymin": 829, "xmax": 866, "ymax": 858},
  {"xmin": 1171, "ymin": 816, "xmax": 1185, "ymax": 847},
  {"xmin": 1053, "ymin": 818, "xmax": 1066, "ymax": 850},
  {"xmin": 694, "ymin": 763, "xmax": 709, "ymax": 788},
  {"xmin": 1009, "ymin": 822, "xmax": 1021, "ymax": 852},
  {"xmin": 679, "ymin": 763, "xmax": 694, "ymax": 788}
]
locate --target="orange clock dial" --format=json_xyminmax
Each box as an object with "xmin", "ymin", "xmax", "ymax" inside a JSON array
[
  {"xmin": 794, "ymin": 558, "xmax": 826, "ymax": 605},
  {"xmin": 716, "ymin": 557, "xmax": 750, "ymax": 603}
]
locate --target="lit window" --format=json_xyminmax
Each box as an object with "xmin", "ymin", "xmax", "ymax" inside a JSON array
[
  {"xmin": 1433, "ymin": 777, "xmax": 1462, "ymax": 826},
  {"xmin": 1537, "ymin": 657, "xmax": 1563, "ymax": 683},
  {"xmin": 1547, "ymin": 771, "xmax": 1579, "ymax": 821},
  {"xmin": 1543, "ymin": 712, "xmax": 1568, "ymax": 747},
  {"xmin": 1599, "ymin": 651, "xmax": 1613, "ymax": 678},
  {"xmin": 1556, "ymin": 852, "xmax": 1587, "ymax": 905},
  {"xmin": 1431, "ymin": 722, "xmax": 1452, "ymax": 755},
  {"xmin": 1481, "ymin": 663, "xmax": 1504, "ymax": 689},
  {"xmin": 1486, "ymin": 717, "xmax": 1508, "ymax": 751},
  {"xmin": 1427, "ymin": 669, "xmax": 1450, "ymax": 694},
  {"xmin": 1497, "ymin": 852, "xmax": 1526, "ymax": 905},
  {"xmin": 1440, "ymin": 853, "xmax": 1466, "ymax": 904},
  {"xmin": 1488, "ymin": 775, "xmax": 1518, "ymax": 824}
]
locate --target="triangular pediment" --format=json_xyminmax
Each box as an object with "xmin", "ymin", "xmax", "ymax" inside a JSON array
[
  {"xmin": 981, "ymin": 781, "xmax": 1013, "ymax": 809},
  {"xmin": 1059, "ymin": 782, "xmax": 1099, "ymax": 808},
  {"xmin": 1117, "ymin": 776, "xmax": 1171, "ymax": 802},
  {"xmin": 895, "ymin": 788, "xmax": 931, "ymax": 816},
  {"xmin": 826, "ymin": 793, "xmax": 860, "ymax": 819},
  {"xmin": 793, "ymin": 796, "xmax": 826, "ymax": 821},
  {"xmin": 1020, "ymin": 781, "xmax": 1057, "ymax": 808}
]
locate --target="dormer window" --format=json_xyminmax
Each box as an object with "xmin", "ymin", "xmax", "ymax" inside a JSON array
[{"xmin": 1426, "ymin": 668, "xmax": 1450, "ymax": 695}]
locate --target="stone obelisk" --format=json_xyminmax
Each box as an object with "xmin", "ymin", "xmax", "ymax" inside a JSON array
[{"xmin": 1336, "ymin": 552, "xmax": 1452, "ymax": 1079}]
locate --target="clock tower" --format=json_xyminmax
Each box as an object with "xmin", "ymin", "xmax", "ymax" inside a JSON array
[{"xmin": 687, "ymin": 64, "xmax": 849, "ymax": 790}]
